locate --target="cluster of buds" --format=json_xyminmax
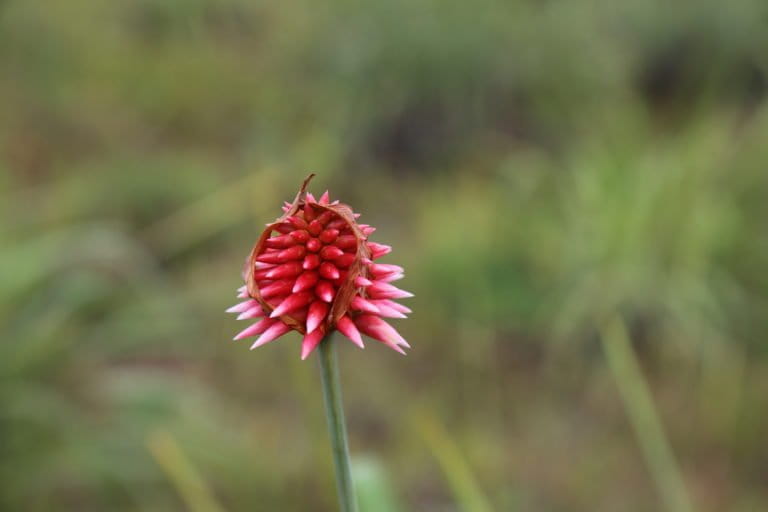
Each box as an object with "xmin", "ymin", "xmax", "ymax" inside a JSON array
[{"xmin": 227, "ymin": 175, "xmax": 412, "ymax": 359}]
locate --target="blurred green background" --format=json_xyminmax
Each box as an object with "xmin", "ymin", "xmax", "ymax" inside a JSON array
[{"xmin": 2, "ymin": 0, "xmax": 768, "ymax": 510}]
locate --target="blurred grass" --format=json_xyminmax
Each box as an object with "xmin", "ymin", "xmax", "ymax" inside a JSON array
[
  {"xmin": 147, "ymin": 430, "xmax": 225, "ymax": 512},
  {"xmin": 2, "ymin": 0, "xmax": 768, "ymax": 510},
  {"xmin": 413, "ymin": 412, "xmax": 494, "ymax": 512},
  {"xmin": 599, "ymin": 316, "xmax": 691, "ymax": 512}
]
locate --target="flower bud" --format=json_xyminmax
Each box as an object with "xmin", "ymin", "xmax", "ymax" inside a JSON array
[{"xmin": 228, "ymin": 174, "xmax": 412, "ymax": 359}]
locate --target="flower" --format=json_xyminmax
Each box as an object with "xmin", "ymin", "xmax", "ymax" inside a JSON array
[{"xmin": 227, "ymin": 175, "xmax": 412, "ymax": 359}]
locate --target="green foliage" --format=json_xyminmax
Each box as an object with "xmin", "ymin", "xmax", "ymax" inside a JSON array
[{"xmin": 2, "ymin": 0, "xmax": 768, "ymax": 510}]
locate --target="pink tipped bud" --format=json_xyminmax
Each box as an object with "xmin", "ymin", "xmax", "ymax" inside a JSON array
[
  {"xmin": 227, "ymin": 299, "xmax": 259, "ymax": 313},
  {"xmin": 301, "ymin": 325, "xmax": 326, "ymax": 360},
  {"xmin": 351, "ymin": 296, "xmax": 380, "ymax": 314},
  {"xmin": 367, "ymin": 242, "xmax": 392, "ymax": 259},
  {"xmin": 367, "ymin": 282, "xmax": 414, "ymax": 299},
  {"xmin": 250, "ymin": 322, "xmax": 292, "ymax": 349},
  {"xmin": 256, "ymin": 252, "xmax": 284, "ymax": 264},
  {"xmin": 303, "ymin": 203, "xmax": 317, "ymax": 221},
  {"xmin": 260, "ymin": 279, "xmax": 294, "ymax": 299},
  {"xmin": 253, "ymin": 268, "xmax": 275, "ymax": 280},
  {"xmin": 319, "ymin": 262, "xmax": 340, "ymax": 280},
  {"xmin": 354, "ymin": 315, "xmax": 409, "ymax": 352},
  {"xmin": 306, "ymin": 192, "xmax": 316, "ymax": 202},
  {"xmin": 265, "ymin": 262, "xmax": 303, "ymax": 280},
  {"xmin": 334, "ymin": 235, "xmax": 356, "ymax": 250},
  {"xmin": 319, "ymin": 229, "xmax": 339, "ymax": 244},
  {"xmin": 237, "ymin": 305, "xmax": 266, "ymax": 320},
  {"xmin": 319, "ymin": 191, "xmax": 330, "ymax": 204},
  {"xmin": 315, "ymin": 281, "xmax": 336, "ymax": 303},
  {"xmin": 368, "ymin": 300, "xmax": 407, "ymax": 318},
  {"xmin": 290, "ymin": 229, "xmax": 310, "ymax": 243},
  {"xmin": 306, "ymin": 238, "xmax": 322, "ymax": 253},
  {"xmin": 320, "ymin": 245, "xmax": 344, "ymax": 261},
  {"xmin": 369, "ymin": 263, "xmax": 404, "ymax": 277},
  {"xmin": 306, "ymin": 300, "xmax": 329, "ymax": 333},
  {"xmin": 337, "ymin": 315, "xmax": 364, "ymax": 348},
  {"xmin": 308, "ymin": 219, "xmax": 324, "ymax": 236},
  {"xmin": 265, "ymin": 234, "xmax": 296, "ymax": 249},
  {"xmin": 354, "ymin": 276, "xmax": 373, "ymax": 287},
  {"xmin": 253, "ymin": 271, "xmax": 269, "ymax": 283},
  {"xmin": 273, "ymin": 223, "xmax": 293, "ymax": 234},
  {"xmin": 287, "ymin": 215, "xmax": 308, "ymax": 230},
  {"xmin": 234, "ymin": 317, "xmax": 276, "ymax": 340},
  {"xmin": 316, "ymin": 211, "xmax": 335, "ymax": 225},
  {"xmin": 270, "ymin": 292, "xmax": 314, "ymax": 318},
  {"xmin": 277, "ymin": 245, "xmax": 306, "ymax": 261},
  {"xmin": 326, "ymin": 218, "xmax": 347, "ymax": 230},
  {"xmin": 359, "ymin": 224, "xmax": 376, "ymax": 236},
  {"xmin": 292, "ymin": 271, "xmax": 320, "ymax": 293},
  {"xmin": 335, "ymin": 253, "xmax": 356, "ymax": 268},
  {"xmin": 377, "ymin": 299, "xmax": 411, "ymax": 314},
  {"xmin": 254, "ymin": 261, "xmax": 277, "ymax": 270},
  {"xmin": 281, "ymin": 202, "xmax": 291, "ymax": 212},
  {"xmin": 303, "ymin": 254, "xmax": 321, "ymax": 270},
  {"xmin": 376, "ymin": 272, "xmax": 404, "ymax": 283}
]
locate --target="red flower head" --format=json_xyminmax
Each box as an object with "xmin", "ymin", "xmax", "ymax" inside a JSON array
[{"xmin": 227, "ymin": 175, "xmax": 412, "ymax": 359}]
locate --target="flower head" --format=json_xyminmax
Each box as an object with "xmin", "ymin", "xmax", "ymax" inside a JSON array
[{"xmin": 227, "ymin": 175, "xmax": 412, "ymax": 359}]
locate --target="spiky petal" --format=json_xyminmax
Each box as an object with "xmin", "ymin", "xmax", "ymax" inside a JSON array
[
  {"xmin": 354, "ymin": 315, "xmax": 409, "ymax": 353},
  {"xmin": 234, "ymin": 318, "xmax": 276, "ymax": 340},
  {"xmin": 315, "ymin": 281, "xmax": 336, "ymax": 303},
  {"xmin": 367, "ymin": 282, "xmax": 414, "ymax": 299},
  {"xmin": 368, "ymin": 300, "xmax": 407, "ymax": 318},
  {"xmin": 375, "ymin": 299, "xmax": 412, "ymax": 314},
  {"xmin": 367, "ymin": 242, "xmax": 392, "ymax": 259},
  {"xmin": 265, "ymin": 262, "xmax": 303, "ymax": 280},
  {"xmin": 227, "ymin": 299, "xmax": 259, "ymax": 313},
  {"xmin": 261, "ymin": 280, "xmax": 294, "ymax": 299},
  {"xmin": 319, "ymin": 262, "xmax": 340, "ymax": 280},
  {"xmin": 301, "ymin": 325, "xmax": 327, "ymax": 360},
  {"xmin": 293, "ymin": 271, "xmax": 320, "ymax": 293},
  {"xmin": 306, "ymin": 301, "xmax": 329, "ymax": 333},
  {"xmin": 237, "ymin": 305, "xmax": 265, "ymax": 320},
  {"xmin": 351, "ymin": 296, "xmax": 380, "ymax": 314},
  {"xmin": 250, "ymin": 322, "xmax": 292, "ymax": 349},
  {"xmin": 369, "ymin": 263, "xmax": 404, "ymax": 277},
  {"xmin": 303, "ymin": 254, "xmax": 321, "ymax": 270},
  {"xmin": 337, "ymin": 315, "xmax": 364, "ymax": 348},
  {"xmin": 354, "ymin": 276, "xmax": 373, "ymax": 287},
  {"xmin": 270, "ymin": 292, "xmax": 314, "ymax": 318}
]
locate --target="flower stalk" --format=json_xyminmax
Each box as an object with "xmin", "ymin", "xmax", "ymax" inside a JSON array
[{"xmin": 317, "ymin": 335, "xmax": 358, "ymax": 512}]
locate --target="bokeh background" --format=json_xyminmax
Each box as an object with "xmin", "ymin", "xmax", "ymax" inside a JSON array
[{"xmin": 2, "ymin": 0, "xmax": 768, "ymax": 511}]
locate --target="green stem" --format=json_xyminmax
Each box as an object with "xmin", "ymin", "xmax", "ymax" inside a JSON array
[
  {"xmin": 599, "ymin": 315, "xmax": 692, "ymax": 512},
  {"xmin": 318, "ymin": 335, "xmax": 358, "ymax": 512}
]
